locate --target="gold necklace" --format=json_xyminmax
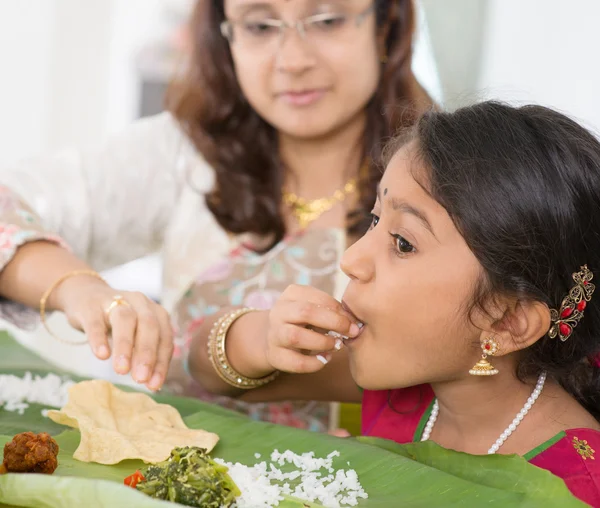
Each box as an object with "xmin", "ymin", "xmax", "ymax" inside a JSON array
[{"xmin": 283, "ymin": 178, "xmax": 357, "ymax": 229}]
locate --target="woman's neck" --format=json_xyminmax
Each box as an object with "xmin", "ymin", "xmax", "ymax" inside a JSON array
[{"xmin": 278, "ymin": 113, "xmax": 366, "ymax": 199}]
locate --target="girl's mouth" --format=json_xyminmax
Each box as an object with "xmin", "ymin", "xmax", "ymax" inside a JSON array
[{"xmin": 340, "ymin": 301, "xmax": 366, "ymax": 344}]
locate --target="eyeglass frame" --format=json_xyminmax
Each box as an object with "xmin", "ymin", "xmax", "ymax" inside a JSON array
[{"xmin": 220, "ymin": 2, "xmax": 376, "ymax": 45}]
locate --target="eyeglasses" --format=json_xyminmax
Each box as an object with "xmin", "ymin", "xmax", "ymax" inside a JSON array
[{"xmin": 220, "ymin": 3, "xmax": 375, "ymax": 51}]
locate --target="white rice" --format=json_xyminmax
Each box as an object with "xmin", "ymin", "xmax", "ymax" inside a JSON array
[
  {"xmin": 218, "ymin": 449, "xmax": 368, "ymax": 508},
  {"xmin": 0, "ymin": 371, "xmax": 73, "ymax": 415}
]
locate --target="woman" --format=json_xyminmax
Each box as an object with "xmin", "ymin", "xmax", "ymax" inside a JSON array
[
  {"xmin": 191, "ymin": 102, "xmax": 600, "ymax": 505},
  {"xmin": 0, "ymin": 0, "xmax": 430, "ymax": 431}
]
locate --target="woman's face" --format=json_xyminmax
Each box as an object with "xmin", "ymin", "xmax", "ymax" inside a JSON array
[
  {"xmin": 340, "ymin": 146, "xmax": 486, "ymax": 390},
  {"xmin": 223, "ymin": 0, "xmax": 381, "ymax": 139}
]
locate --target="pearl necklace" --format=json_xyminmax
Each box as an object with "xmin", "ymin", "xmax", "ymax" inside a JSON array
[{"xmin": 421, "ymin": 372, "xmax": 547, "ymax": 454}]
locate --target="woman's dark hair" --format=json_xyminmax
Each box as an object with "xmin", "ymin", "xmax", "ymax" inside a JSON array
[
  {"xmin": 389, "ymin": 101, "xmax": 600, "ymax": 419},
  {"xmin": 167, "ymin": 0, "xmax": 432, "ymax": 243}
]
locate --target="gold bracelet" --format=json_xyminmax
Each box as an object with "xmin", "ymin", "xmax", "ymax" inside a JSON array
[
  {"xmin": 39, "ymin": 269, "xmax": 105, "ymax": 345},
  {"xmin": 207, "ymin": 307, "xmax": 280, "ymax": 389}
]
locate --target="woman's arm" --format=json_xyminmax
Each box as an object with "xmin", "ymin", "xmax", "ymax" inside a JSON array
[{"xmin": 0, "ymin": 113, "xmax": 198, "ymax": 389}]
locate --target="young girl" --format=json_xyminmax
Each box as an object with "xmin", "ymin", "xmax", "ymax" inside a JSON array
[
  {"xmin": 0, "ymin": 0, "xmax": 430, "ymax": 430},
  {"xmin": 191, "ymin": 101, "xmax": 600, "ymax": 505}
]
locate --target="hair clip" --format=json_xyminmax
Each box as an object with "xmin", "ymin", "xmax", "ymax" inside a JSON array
[{"xmin": 549, "ymin": 265, "xmax": 595, "ymax": 341}]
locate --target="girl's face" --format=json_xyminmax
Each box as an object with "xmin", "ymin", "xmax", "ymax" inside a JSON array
[
  {"xmin": 340, "ymin": 147, "xmax": 487, "ymax": 390},
  {"xmin": 223, "ymin": 0, "xmax": 381, "ymax": 139}
]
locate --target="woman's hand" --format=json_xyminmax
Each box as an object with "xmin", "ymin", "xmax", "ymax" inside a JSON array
[
  {"xmin": 263, "ymin": 284, "xmax": 360, "ymax": 374},
  {"xmin": 53, "ymin": 275, "xmax": 174, "ymax": 391}
]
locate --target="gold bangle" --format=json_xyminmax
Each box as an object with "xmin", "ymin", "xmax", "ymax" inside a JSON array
[
  {"xmin": 207, "ymin": 307, "xmax": 280, "ymax": 389},
  {"xmin": 39, "ymin": 269, "xmax": 105, "ymax": 345}
]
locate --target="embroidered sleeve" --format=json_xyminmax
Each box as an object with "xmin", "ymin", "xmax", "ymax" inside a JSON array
[
  {"xmin": 0, "ymin": 189, "xmax": 72, "ymax": 272},
  {"xmin": 0, "ymin": 190, "xmax": 72, "ymax": 330}
]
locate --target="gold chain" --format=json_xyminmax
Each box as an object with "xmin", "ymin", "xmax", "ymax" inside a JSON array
[{"xmin": 283, "ymin": 178, "xmax": 358, "ymax": 229}]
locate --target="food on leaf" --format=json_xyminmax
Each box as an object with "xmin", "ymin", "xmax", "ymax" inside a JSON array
[
  {"xmin": 0, "ymin": 432, "xmax": 59, "ymax": 474},
  {"xmin": 133, "ymin": 446, "xmax": 240, "ymax": 507},
  {"xmin": 47, "ymin": 380, "xmax": 219, "ymax": 464}
]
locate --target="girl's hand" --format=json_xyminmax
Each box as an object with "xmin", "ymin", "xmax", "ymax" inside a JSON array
[{"xmin": 263, "ymin": 284, "xmax": 360, "ymax": 374}]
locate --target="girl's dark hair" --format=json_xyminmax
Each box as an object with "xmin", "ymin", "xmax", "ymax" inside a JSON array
[
  {"xmin": 167, "ymin": 0, "xmax": 432, "ymax": 243},
  {"xmin": 390, "ymin": 101, "xmax": 600, "ymax": 419}
]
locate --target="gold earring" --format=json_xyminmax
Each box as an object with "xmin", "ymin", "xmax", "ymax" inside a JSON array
[
  {"xmin": 469, "ymin": 336, "xmax": 499, "ymax": 376},
  {"xmin": 380, "ymin": 53, "xmax": 388, "ymax": 64}
]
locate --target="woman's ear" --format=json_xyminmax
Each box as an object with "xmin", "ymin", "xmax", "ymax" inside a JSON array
[{"xmin": 481, "ymin": 299, "xmax": 552, "ymax": 355}]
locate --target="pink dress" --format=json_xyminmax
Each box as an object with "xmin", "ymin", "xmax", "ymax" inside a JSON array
[{"xmin": 362, "ymin": 387, "xmax": 600, "ymax": 506}]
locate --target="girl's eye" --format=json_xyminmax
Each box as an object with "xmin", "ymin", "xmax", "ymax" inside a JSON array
[
  {"xmin": 370, "ymin": 213, "xmax": 415, "ymax": 255},
  {"xmin": 369, "ymin": 213, "xmax": 379, "ymax": 229},
  {"xmin": 391, "ymin": 234, "xmax": 415, "ymax": 254}
]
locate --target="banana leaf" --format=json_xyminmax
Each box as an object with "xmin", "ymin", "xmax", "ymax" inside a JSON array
[{"xmin": 0, "ymin": 333, "xmax": 586, "ymax": 507}]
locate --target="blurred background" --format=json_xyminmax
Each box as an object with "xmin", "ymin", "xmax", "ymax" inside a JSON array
[
  {"xmin": 1, "ymin": 0, "xmax": 599, "ymax": 382},
  {"xmin": 2, "ymin": 0, "xmax": 599, "ymax": 166}
]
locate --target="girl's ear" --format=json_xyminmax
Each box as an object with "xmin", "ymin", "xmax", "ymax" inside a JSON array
[{"xmin": 479, "ymin": 299, "xmax": 551, "ymax": 355}]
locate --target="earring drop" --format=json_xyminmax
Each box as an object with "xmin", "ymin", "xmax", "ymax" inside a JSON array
[{"xmin": 469, "ymin": 336, "xmax": 499, "ymax": 376}]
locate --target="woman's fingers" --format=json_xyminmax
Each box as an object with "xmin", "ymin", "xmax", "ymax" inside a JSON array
[
  {"xmin": 62, "ymin": 287, "xmax": 175, "ymax": 386},
  {"xmin": 125, "ymin": 293, "xmax": 162, "ymax": 383},
  {"xmin": 78, "ymin": 312, "xmax": 111, "ymax": 359},
  {"xmin": 146, "ymin": 306, "xmax": 175, "ymax": 391},
  {"xmin": 106, "ymin": 301, "xmax": 138, "ymax": 375}
]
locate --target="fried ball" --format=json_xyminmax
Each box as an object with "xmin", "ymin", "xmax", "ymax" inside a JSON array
[{"xmin": 1, "ymin": 432, "xmax": 59, "ymax": 474}]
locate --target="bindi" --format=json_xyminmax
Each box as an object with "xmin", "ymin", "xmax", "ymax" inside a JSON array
[{"xmin": 383, "ymin": 188, "xmax": 388, "ymax": 196}]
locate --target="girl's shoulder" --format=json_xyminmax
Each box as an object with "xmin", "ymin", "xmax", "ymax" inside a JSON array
[{"xmin": 528, "ymin": 428, "xmax": 600, "ymax": 506}]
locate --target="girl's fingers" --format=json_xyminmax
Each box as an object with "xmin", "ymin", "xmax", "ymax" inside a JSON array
[{"xmin": 278, "ymin": 300, "xmax": 360, "ymax": 338}]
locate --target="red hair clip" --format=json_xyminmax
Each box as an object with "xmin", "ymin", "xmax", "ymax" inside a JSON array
[{"xmin": 549, "ymin": 265, "xmax": 595, "ymax": 341}]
